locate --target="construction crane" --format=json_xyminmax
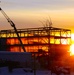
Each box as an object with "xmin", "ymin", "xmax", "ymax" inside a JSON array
[{"xmin": 0, "ymin": 7, "xmax": 26, "ymax": 52}]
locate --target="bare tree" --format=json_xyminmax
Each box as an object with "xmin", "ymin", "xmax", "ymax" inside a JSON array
[{"xmin": 40, "ymin": 16, "xmax": 52, "ymax": 28}]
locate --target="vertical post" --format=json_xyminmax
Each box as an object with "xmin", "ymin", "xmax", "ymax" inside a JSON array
[
  {"xmin": 34, "ymin": 53, "xmax": 36, "ymax": 75},
  {"xmin": 48, "ymin": 27, "xmax": 50, "ymax": 70}
]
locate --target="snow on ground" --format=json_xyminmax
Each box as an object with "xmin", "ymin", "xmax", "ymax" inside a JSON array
[
  {"xmin": 0, "ymin": 67, "xmax": 74, "ymax": 75},
  {"xmin": 0, "ymin": 67, "xmax": 50, "ymax": 75}
]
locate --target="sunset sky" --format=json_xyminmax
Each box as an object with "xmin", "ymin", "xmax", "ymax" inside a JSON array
[{"xmin": 0, "ymin": 0, "xmax": 74, "ymax": 34}]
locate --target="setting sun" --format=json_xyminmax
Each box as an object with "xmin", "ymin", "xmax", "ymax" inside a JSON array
[
  {"xmin": 69, "ymin": 34, "xmax": 74, "ymax": 55},
  {"xmin": 69, "ymin": 34, "xmax": 74, "ymax": 56},
  {"xmin": 71, "ymin": 34, "xmax": 74, "ymax": 41},
  {"xmin": 70, "ymin": 44, "xmax": 74, "ymax": 55}
]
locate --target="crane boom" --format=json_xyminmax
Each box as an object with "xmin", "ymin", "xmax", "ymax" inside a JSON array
[{"xmin": 0, "ymin": 8, "xmax": 26, "ymax": 52}]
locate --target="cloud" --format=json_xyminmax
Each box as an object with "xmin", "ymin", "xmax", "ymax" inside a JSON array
[{"xmin": 1, "ymin": 0, "xmax": 74, "ymax": 11}]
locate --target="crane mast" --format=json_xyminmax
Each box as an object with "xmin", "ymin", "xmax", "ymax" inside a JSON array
[{"xmin": 0, "ymin": 7, "xmax": 26, "ymax": 52}]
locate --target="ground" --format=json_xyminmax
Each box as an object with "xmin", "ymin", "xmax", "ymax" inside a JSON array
[{"xmin": 0, "ymin": 67, "xmax": 74, "ymax": 75}]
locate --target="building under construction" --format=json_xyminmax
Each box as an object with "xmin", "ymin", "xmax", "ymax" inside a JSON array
[
  {"xmin": 0, "ymin": 7, "xmax": 72, "ymax": 70},
  {"xmin": 0, "ymin": 26, "xmax": 71, "ymax": 54},
  {"xmin": 0, "ymin": 7, "xmax": 71, "ymax": 56}
]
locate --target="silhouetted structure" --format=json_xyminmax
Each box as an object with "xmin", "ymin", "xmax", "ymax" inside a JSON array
[
  {"xmin": 0, "ymin": 27, "xmax": 71, "ymax": 53},
  {"xmin": 0, "ymin": 26, "xmax": 71, "ymax": 72}
]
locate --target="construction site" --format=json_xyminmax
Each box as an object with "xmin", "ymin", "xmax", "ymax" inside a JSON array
[
  {"xmin": 0, "ymin": 7, "xmax": 72, "ymax": 74},
  {"xmin": 0, "ymin": 26, "xmax": 71, "ymax": 53}
]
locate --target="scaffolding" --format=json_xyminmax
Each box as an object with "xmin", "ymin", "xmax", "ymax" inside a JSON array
[
  {"xmin": 0, "ymin": 26, "xmax": 71, "ymax": 69},
  {"xmin": 0, "ymin": 27, "xmax": 71, "ymax": 54}
]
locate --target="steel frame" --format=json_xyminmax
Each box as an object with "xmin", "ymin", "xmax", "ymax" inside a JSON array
[{"xmin": 0, "ymin": 27, "xmax": 71, "ymax": 54}]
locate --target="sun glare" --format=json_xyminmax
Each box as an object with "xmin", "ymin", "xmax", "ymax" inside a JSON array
[
  {"xmin": 70, "ymin": 33, "xmax": 74, "ymax": 55},
  {"xmin": 71, "ymin": 34, "xmax": 74, "ymax": 41},
  {"xmin": 70, "ymin": 44, "xmax": 74, "ymax": 55}
]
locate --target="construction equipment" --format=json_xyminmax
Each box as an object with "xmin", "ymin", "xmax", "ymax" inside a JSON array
[{"xmin": 0, "ymin": 7, "xmax": 26, "ymax": 52}]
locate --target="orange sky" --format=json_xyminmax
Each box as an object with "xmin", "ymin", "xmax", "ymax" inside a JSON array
[
  {"xmin": 0, "ymin": 0, "xmax": 74, "ymax": 55},
  {"xmin": 0, "ymin": 0, "xmax": 74, "ymax": 34}
]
